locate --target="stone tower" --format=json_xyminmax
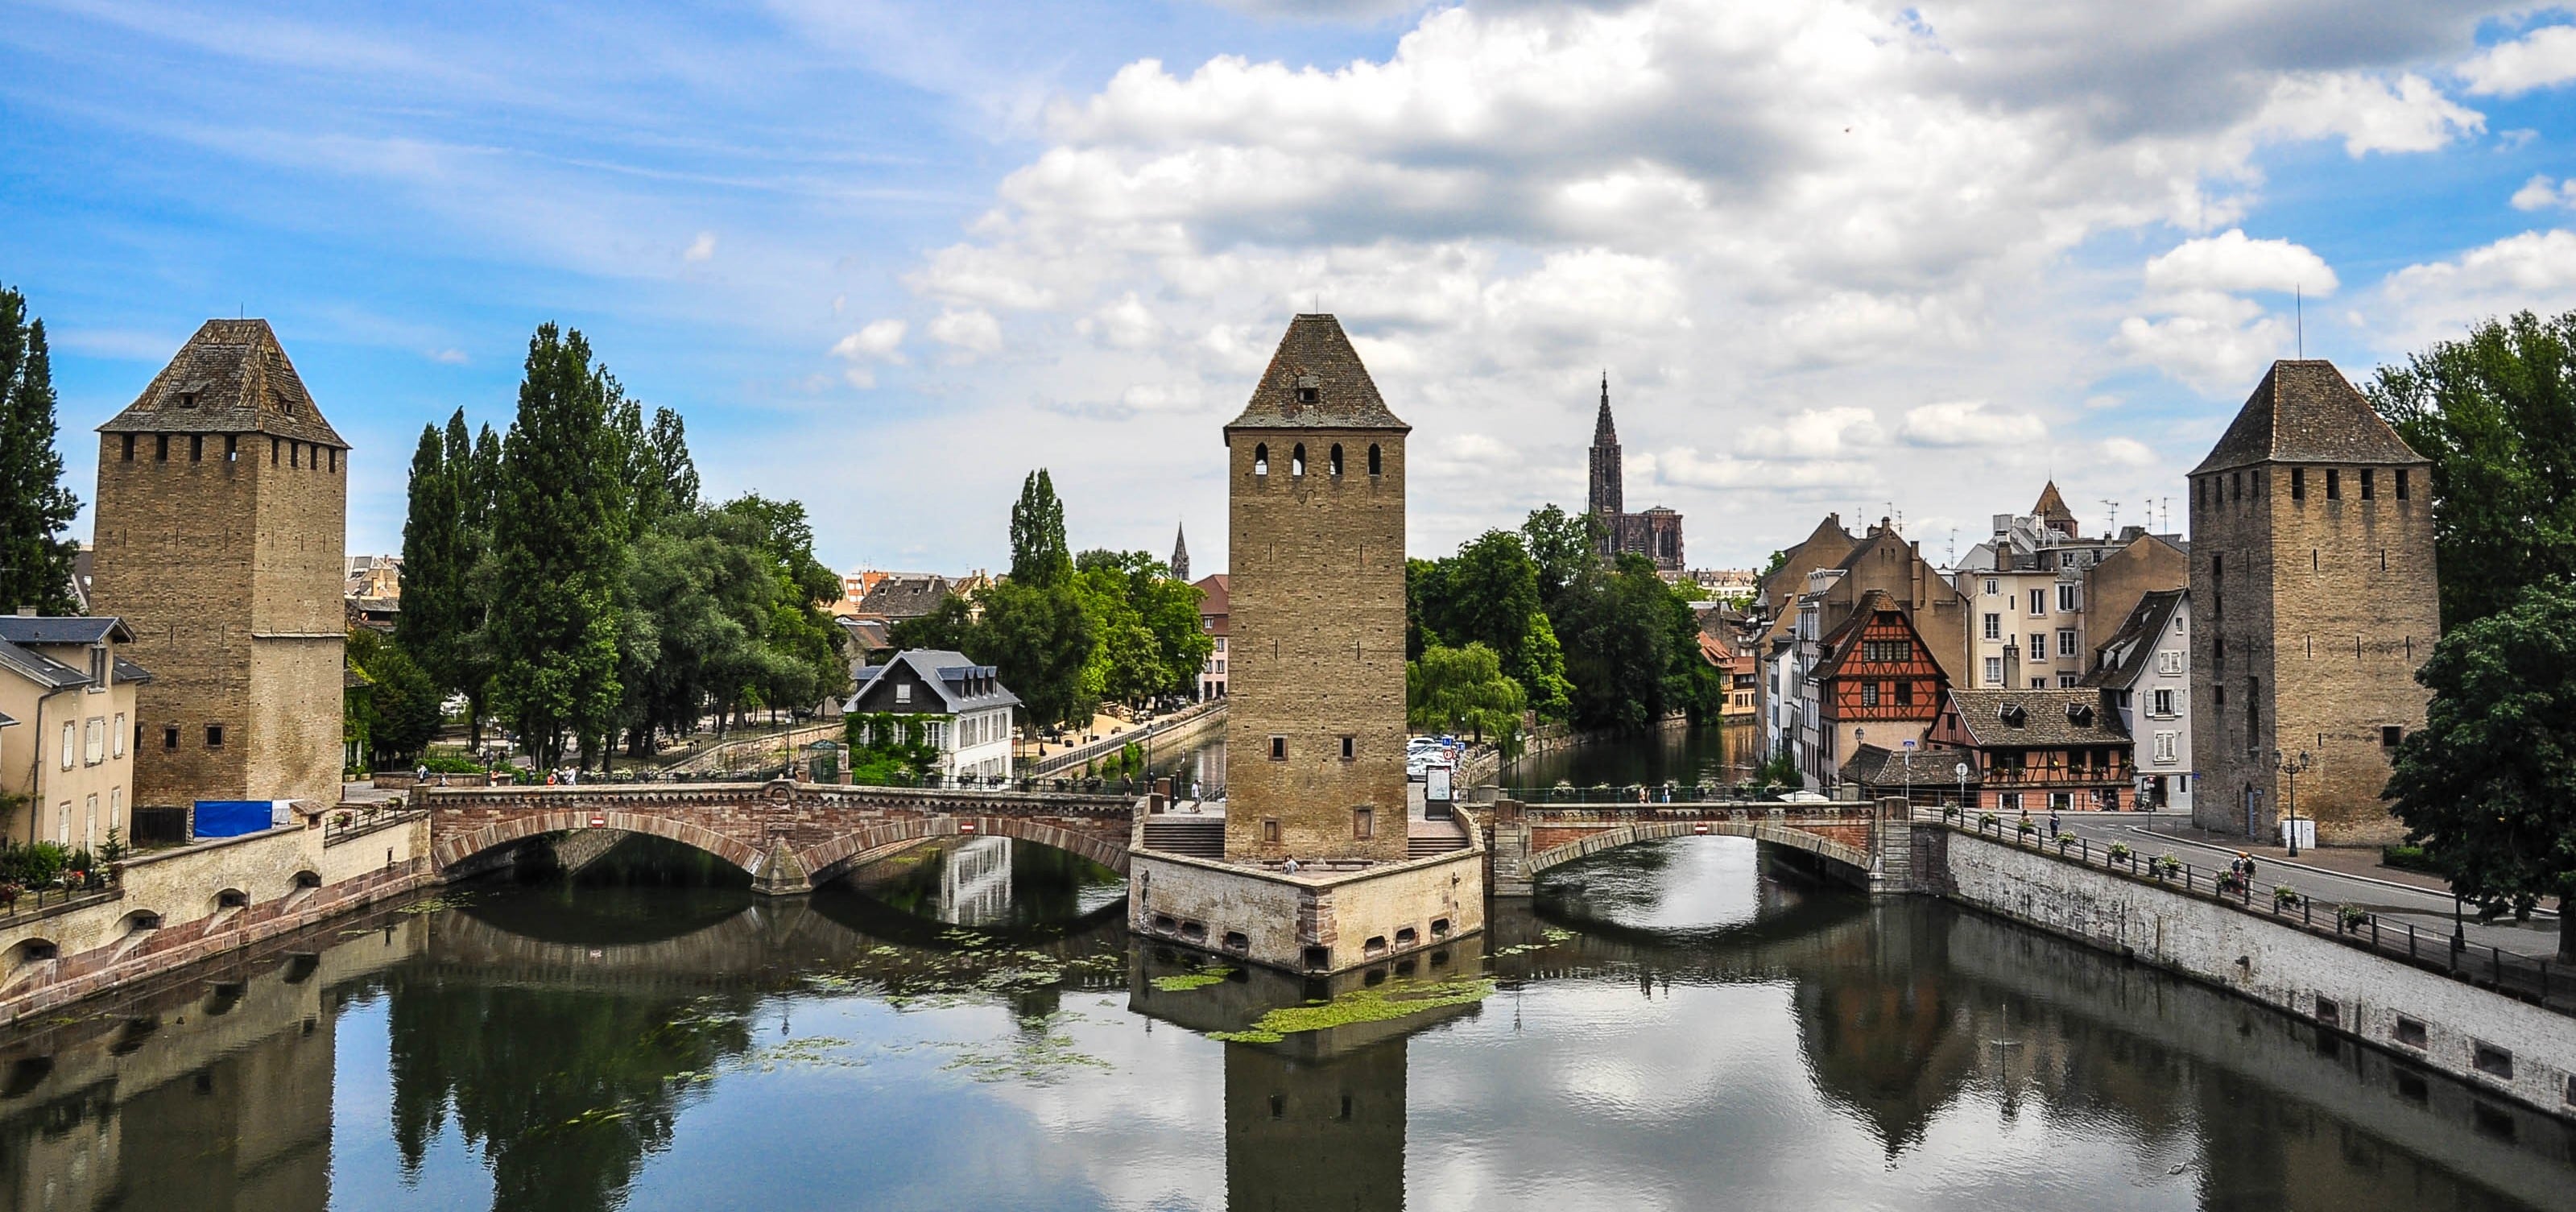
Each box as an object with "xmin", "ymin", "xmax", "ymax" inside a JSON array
[
  {"xmin": 1586, "ymin": 372, "xmax": 1622, "ymax": 521},
  {"xmin": 1170, "ymin": 521, "xmax": 1189, "ymax": 582},
  {"xmin": 1222, "ymin": 314, "xmax": 1409, "ymax": 863},
  {"xmin": 91, "ymin": 320, "xmax": 349, "ymax": 813},
  {"xmin": 2187, "ymin": 359, "xmax": 2435, "ymax": 846}
]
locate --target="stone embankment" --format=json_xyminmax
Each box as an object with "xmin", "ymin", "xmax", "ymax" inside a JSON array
[
  {"xmin": 0, "ymin": 809, "xmax": 434, "ymax": 1026},
  {"xmin": 1030, "ymin": 699, "xmax": 1226, "ymax": 778},
  {"xmin": 1906, "ymin": 818, "xmax": 2576, "ymax": 1120}
]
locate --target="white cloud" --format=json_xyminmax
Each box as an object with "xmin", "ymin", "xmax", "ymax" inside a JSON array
[
  {"xmin": 2375, "ymin": 228, "xmax": 2576, "ymax": 349},
  {"xmin": 2115, "ymin": 296, "xmax": 2292, "ymax": 395},
  {"xmin": 1897, "ymin": 400, "xmax": 2045, "ymax": 447},
  {"xmin": 2142, "ymin": 230, "xmax": 2338, "ymax": 297},
  {"xmin": 428, "ymin": 347, "xmax": 469, "ymax": 365},
  {"xmin": 683, "ymin": 230, "xmax": 717, "ymax": 263},
  {"xmin": 2256, "ymin": 72, "xmax": 2483, "ymax": 156},
  {"xmin": 1740, "ymin": 407, "xmax": 1883, "ymax": 458},
  {"xmin": 2511, "ymin": 175, "xmax": 2576, "ymax": 212},
  {"xmin": 1081, "ymin": 292, "xmax": 1162, "ymax": 349},
  {"xmin": 928, "ymin": 307, "xmax": 1004, "ymax": 354},
  {"xmin": 2097, "ymin": 436, "xmax": 2156, "ymax": 467},
  {"xmin": 831, "ymin": 319, "xmax": 908, "ymax": 387},
  {"xmin": 2459, "ymin": 23, "xmax": 2576, "ymax": 96}
]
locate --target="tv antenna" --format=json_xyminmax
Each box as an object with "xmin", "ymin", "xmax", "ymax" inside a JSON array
[
  {"xmin": 2295, "ymin": 286, "xmax": 2303, "ymax": 358},
  {"xmin": 2100, "ymin": 498, "xmax": 2119, "ymax": 533}
]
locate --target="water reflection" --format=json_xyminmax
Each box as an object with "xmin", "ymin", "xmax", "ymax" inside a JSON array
[
  {"xmin": 0, "ymin": 837, "xmax": 2569, "ymax": 1210},
  {"xmin": 1503, "ymin": 721, "xmax": 1757, "ymax": 789}
]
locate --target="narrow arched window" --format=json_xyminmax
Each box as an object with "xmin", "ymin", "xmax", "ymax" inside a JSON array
[
  {"xmin": 1292, "ymin": 444, "xmax": 1306, "ymax": 477},
  {"xmin": 1253, "ymin": 444, "xmax": 1268, "ymax": 476},
  {"xmin": 1329, "ymin": 444, "xmax": 1344, "ymax": 477},
  {"xmin": 1367, "ymin": 444, "xmax": 1382, "ymax": 476}
]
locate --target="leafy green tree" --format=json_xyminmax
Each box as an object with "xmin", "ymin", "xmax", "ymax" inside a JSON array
[
  {"xmin": 1008, "ymin": 469, "xmax": 1073, "ymax": 589},
  {"xmin": 974, "ymin": 580, "xmax": 1096, "ymax": 730},
  {"xmin": 1069, "ymin": 550, "xmax": 1212, "ymax": 705},
  {"xmin": 1516, "ymin": 610, "xmax": 1575, "ymax": 722},
  {"xmin": 1520, "ymin": 503, "xmax": 1601, "ymax": 607},
  {"xmin": 1404, "ymin": 557, "xmax": 1443, "ymax": 658},
  {"xmin": 489, "ymin": 325, "xmax": 631, "ymax": 769},
  {"xmin": 397, "ymin": 418, "xmax": 464, "ymax": 695},
  {"xmin": 0, "ymin": 288, "xmax": 78, "ymax": 615},
  {"xmin": 1550, "ymin": 554, "xmax": 1689, "ymax": 731},
  {"xmin": 2367, "ymin": 308, "xmax": 2576, "ymax": 628},
  {"xmin": 887, "ymin": 594, "xmax": 974, "ymax": 654},
  {"xmin": 1408, "ymin": 643, "xmax": 1527, "ymax": 757},
  {"xmin": 2384, "ymin": 579, "xmax": 2576, "ymax": 960},
  {"xmin": 349, "ymin": 628, "xmax": 442, "ymax": 766}
]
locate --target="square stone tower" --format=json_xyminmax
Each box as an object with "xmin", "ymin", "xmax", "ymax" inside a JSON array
[
  {"xmin": 1222, "ymin": 315, "xmax": 1411, "ymax": 863},
  {"xmin": 2187, "ymin": 359, "xmax": 2435, "ymax": 846},
  {"xmin": 90, "ymin": 320, "xmax": 349, "ymax": 814}
]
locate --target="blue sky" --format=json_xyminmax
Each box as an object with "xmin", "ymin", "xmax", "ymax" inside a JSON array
[{"xmin": 6, "ymin": 1, "xmax": 2575, "ymax": 573}]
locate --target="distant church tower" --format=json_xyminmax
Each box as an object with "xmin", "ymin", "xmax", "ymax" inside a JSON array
[
  {"xmin": 1170, "ymin": 522, "xmax": 1190, "ymax": 582},
  {"xmin": 1222, "ymin": 315, "xmax": 1409, "ymax": 863},
  {"xmin": 2188, "ymin": 359, "xmax": 2436, "ymax": 846},
  {"xmin": 91, "ymin": 321, "xmax": 349, "ymax": 813},
  {"xmin": 1586, "ymin": 373, "xmax": 1622, "ymax": 521}
]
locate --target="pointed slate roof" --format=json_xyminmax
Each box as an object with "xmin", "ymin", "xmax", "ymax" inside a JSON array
[
  {"xmin": 2190, "ymin": 359, "xmax": 2424, "ymax": 476},
  {"xmin": 1592, "ymin": 373, "xmax": 1617, "ymax": 446},
  {"xmin": 1226, "ymin": 314, "xmax": 1408, "ymax": 432},
  {"xmin": 2032, "ymin": 481, "xmax": 2075, "ymax": 523},
  {"xmin": 100, "ymin": 320, "xmax": 347, "ymax": 449},
  {"xmin": 2080, "ymin": 589, "xmax": 2185, "ymax": 691},
  {"xmin": 1169, "ymin": 523, "xmax": 1190, "ymax": 582}
]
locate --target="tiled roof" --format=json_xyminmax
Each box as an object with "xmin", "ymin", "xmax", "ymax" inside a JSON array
[
  {"xmin": 1226, "ymin": 314, "xmax": 1409, "ymax": 432},
  {"xmin": 1193, "ymin": 573, "xmax": 1229, "ymax": 618},
  {"xmin": 98, "ymin": 320, "xmax": 348, "ymax": 449},
  {"xmin": 854, "ymin": 649, "xmax": 1022, "ymax": 713},
  {"xmin": 2080, "ymin": 589, "xmax": 2185, "ymax": 690},
  {"xmin": 2190, "ymin": 359, "xmax": 2425, "ymax": 475},
  {"xmin": 0, "ymin": 616, "xmax": 130, "ymax": 646},
  {"xmin": 0, "ymin": 638, "xmax": 86, "ymax": 690},
  {"xmin": 2032, "ymin": 481, "xmax": 2074, "ymax": 522},
  {"xmin": 1941, "ymin": 689, "xmax": 2131, "ymax": 747},
  {"xmin": 856, "ymin": 574, "xmax": 953, "ymax": 620},
  {"xmin": 1842, "ymin": 743, "xmax": 1966, "ymax": 789}
]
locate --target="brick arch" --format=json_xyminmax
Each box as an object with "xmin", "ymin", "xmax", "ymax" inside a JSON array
[
  {"xmin": 432, "ymin": 810, "xmax": 764, "ymax": 877},
  {"xmin": 799, "ymin": 815, "xmax": 1131, "ymax": 886},
  {"xmin": 1524, "ymin": 820, "xmax": 1871, "ymax": 879}
]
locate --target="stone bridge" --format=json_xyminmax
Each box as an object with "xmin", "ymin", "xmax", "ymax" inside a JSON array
[
  {"xmin": 1482, "ymin": 798, "xmax": 1892, "ymax": 896},
  {"xmin": 421, "ymin": 781, "xmax": 1138, "ymax": 895}
]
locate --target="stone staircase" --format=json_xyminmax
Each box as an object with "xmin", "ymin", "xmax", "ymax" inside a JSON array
[
  {"xmin": 1142, "ymin": 817, "xmax": 1225, "ymax": 859},
  {"xmin": 1408, "ymin": 823, "xmax": 1469, "ymax": 858}
]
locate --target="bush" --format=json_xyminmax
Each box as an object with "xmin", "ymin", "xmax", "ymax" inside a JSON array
[
  {"xmin": 2272, "ymin": 884, "xmax": 2300, "ymax": 908},
  {"xmin": 2380, "ymin": 844, "xmax": 2440, "ymax": 874}
]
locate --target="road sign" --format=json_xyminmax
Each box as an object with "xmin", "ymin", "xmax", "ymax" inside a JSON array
[
  {"xmin": 1902, "ymin": 739, "xmax": 1916, "ymax": 750},
  {"xmin": 589, "ymin": 815, "xmax": 606, "ymax": 828}
]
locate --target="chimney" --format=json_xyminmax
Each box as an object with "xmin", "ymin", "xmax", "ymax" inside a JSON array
[
  {"xmin": 2001, "ymin": 640, "xmax": 2020, "ymax": 690},
  {"xmin": 14, "ymin": 606, "xmax": 32, "ymax": 618}
]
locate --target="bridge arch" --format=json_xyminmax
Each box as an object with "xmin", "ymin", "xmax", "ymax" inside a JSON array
[
  {"xmin": 799, "ymin": 815, "xmax": 1130, "ymax": 886},
  {"xmin": 432, "ymin": 810, "xmax": 764, "ymax": 879},
  {"xmin": 1524, "ymin": 819, "xmax": 1871, "ymax": 882}
]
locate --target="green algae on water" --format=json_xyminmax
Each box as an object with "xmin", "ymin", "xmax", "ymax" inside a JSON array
[
  {"xmin": 1208, "ymin": 977, "xmax": 1496, "ymax": 1044},
  {"xmin": 1150, "ymin": 966, "xmax": 1235, "ymax": 992}
]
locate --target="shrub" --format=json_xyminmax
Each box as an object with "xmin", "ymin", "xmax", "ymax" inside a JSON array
[
  {"xmin": 2107, "ymin": 842, "xmax": 2133, "ymax": 862},
  {"xmin": 2272, "ymin": 884, "xmax": 2299, "ymax": 908},
  {"xmin": 2380, "ymin": 845, "xmax": 2440, "ymax": 874}
]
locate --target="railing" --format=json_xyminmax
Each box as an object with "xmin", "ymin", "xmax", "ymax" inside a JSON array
[
  {"xmin": 1027, "ymin": 699, "xmax": 1226, "ymax": 777},
  {"xmin": 1499, "ymin": 784, "xmax": 1796, "ymax": 805},
  {"xmin": 1934, "ymin": 806, "xmax": 2572, "ymax": 1018},
  {"xmin": 325, "ymin": 804, "xmax": 425, "ymax": 843},
  {"xmin": 0, "ymin": 875, "xmax": 119, "ymax": 924},
  {"xmin": 428, "ymin": 771, "xmax": 1155, "ymax": 798}
]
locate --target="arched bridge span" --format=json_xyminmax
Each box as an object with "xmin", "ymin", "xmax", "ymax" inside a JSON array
[
  {"xmin": 1483, "ymin": 800, "xmax": 1888, "ymax": 894},
  {"xmin": 425, "ymin": 781, "xmax": 1136, "ymax": 895}
]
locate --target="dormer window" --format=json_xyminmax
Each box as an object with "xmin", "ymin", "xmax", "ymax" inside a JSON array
[
  {"xmin": 175, "ymin": 391, "xmax": 197, "ymax": 409},
  {"xmin": 1294, "ymin": 374, "xmax": 1320, "ymax": 406}
]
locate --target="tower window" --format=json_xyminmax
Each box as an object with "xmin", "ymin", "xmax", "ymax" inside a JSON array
[
  {"xmin": 271, "ymin": 437, "xmax": 280, "ymax": 465},
  {"xmin": 163, "ymin": 725, "xmax": 179, "ymax": 750},
  {"xmin": 205, "ymin": 724, "xmax": 225, "ymax": 748},
  {"xmin": 1340, "ymin": 734, "xmax": 1355, "ymax": 760},
  {"xmin": 225, "ymin": 435, "xmax": 238, "ymax": 462},
  {"xmin": 329, "ymin": 448, "xmax": 337, "ymax": 473},
  {"xmin": 1291, "ymin": 444, "xmax": 1306, "ymax": 477},
  {"xmin": 291, "ymin": 443, "xmax": 300, "ymax": 469},
  {"xmin": 121, "ymin": 434, "xmax": 135, "ymax": 461},
  {"xmin": 2291, "ymin": 467, "xmax": 2305, "ymax": 499},
  {"xmin": 176, "ymin": 391, "xmax": 197, "ymax": 409},
  {"xmin": 2382, "ymin": 726, "xmax": 2404, "ymax": 748},
  {"xmin": 155, "ymin": 435, "xmax": 168, "ymax": 462},
  {"xmin": 190, "ymin": 435, "xmax": 203, "ymax": 462},
  {"xmin": 1329, "ymin": 444, "xmax": 1343, "ymax": 477},
  {"xmin": 2360, "ymin": 468, "xmax": 2374, "ymax": 499},
  {"xmin": 1352, "ymin": 808, "xmax": 1373, "ymax": 840},
  {"xmin": 1253, "ymin": 444, "xmax": 1268, "ymax": 476},
  {"xmin": 2326, "ymin": 469, "xmax": 2340, "ymax": 499},
  {"xmin": 1295, "ymin": 374, "xmax": 1320, "ymax": 405},
  {"xmin": 1368, "ymin": 444, "xmax": 1382, "ymax": 476},
  {"xmin": 2396, "ymin": 469, "xmax": 2409, "ymax": 500},
  {"xmin": 2231, "ymin": 472, "xmax": 2242, "ymax": 502},
  {"xmin": 1263, "ymin": 819, "xmax": 1280, "ymax": 843},
  {"xmin": 1269, "ymin": 734, "xmax": 1287, "ymax": 760}
]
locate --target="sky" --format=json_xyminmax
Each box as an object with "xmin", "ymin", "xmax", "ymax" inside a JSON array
[{"xmin": 6, "ymin": 0, "xmax": 2576, "ymax": 577}]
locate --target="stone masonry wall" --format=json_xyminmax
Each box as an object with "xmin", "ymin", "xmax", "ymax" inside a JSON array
[
  {"xmin": 1224, "ymin": 428, "xmax": 1409, "ymax": 862},
  {"xmin": 1941, "ymin": 829, "xmax": 2574, "ymax": 1118}
]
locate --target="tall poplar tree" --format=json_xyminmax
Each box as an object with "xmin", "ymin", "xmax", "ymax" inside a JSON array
[
  {"xmin": 397, "ymin": 420, "xmax": 461, "ymax": 691},
  {"xmin": 1008, "ymin": 469, "xmax": 1072, "ymax": 588},
  {"xmin": 0, "ymin": 287, "xmax": 79, "ymax": 615},
  {"xmin": 489, "ymin": 325, "xmax": 630, "ymax": 768}
]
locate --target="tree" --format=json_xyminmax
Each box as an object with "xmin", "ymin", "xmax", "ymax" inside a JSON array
[
  {"xmin": 1008, "ymin": 469, "xmax": 1073, "ymax": 589},
  {"xmin": 1520, "ymin": 503, "xmax": 1600, "ymax": 607},
  {"xmin": 1550, "ymin": 554, "xmax": 1688, "ymax": 731},
  {"xmin": 349, "ymin": 628, "xmax": 442, "ymax": 767},
  {"xmin": 0, "ymin": 288, "xmax": 79, "ymax": 615},
  {"xmin": 488, "ymin": 325, "xmax": 630, "ymax": 769},
  {"xmin": 1407, "ymin": 643, "xmax": 1527, "ymax": 757},
  {"xmin": 2367, "ymin": 308, "xmax": 2576, "ymax": 628},
  {"xmin": 2384, "ymin": 579, "xmax": 2576, "ymax": 960},
  {"xmin": 1070, "ymin": 549, "xmax": 1212, "ymax": 705},
  {"xmin": 887, "ymin": 594, "xmax": 974, "ymax": 653},
  {"xmin": 973, "ymin": 580, "xmax": 1095, "ymax": 730},
  {"xmin": 397, "ymin": 419, "xmax": 463, "ymax": 697}
]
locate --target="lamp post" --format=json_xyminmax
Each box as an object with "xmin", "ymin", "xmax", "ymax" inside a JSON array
[
  {"xmin": 1954, "ymin": 761, "xmax": 1970, "ymax": 812},
  {"xmin": 2272, "ymin": 748, "xmax": 2312, "ymax": 857}
]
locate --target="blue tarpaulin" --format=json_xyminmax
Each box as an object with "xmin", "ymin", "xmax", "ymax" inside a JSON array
[{"xmin": 193, "ymin": 800, "xmax": 277, "ymax": 838}]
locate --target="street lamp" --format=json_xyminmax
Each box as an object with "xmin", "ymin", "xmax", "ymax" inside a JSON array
[
  {"xmin": 2272, "ymin": 748, "xmax": 2312, "ymax": 858},
  {"xmin": 1954, "ymin": 761, "xmax": 1970, "ymax": 813}
]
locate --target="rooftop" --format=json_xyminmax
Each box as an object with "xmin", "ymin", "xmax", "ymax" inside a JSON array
[
  {"xmin": 2191, "ymin": 359, "xmax": 2425, "ymax": 476},
  {"xmin": 1226, "ymin": 314, "xmax": 1409, "ymax": 433},
  {"xmin": 98, "ymin": 319, "xmax": 348, "ymax": 449}
]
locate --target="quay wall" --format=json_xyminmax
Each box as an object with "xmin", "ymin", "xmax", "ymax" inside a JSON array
[
  {"xmin": 0, "ymin": 813, "xmax": 432, "ymax": 1026},
  {"xmin": 1933, "ymin": 826, "xmax": 2576, "ymax": 1119}
]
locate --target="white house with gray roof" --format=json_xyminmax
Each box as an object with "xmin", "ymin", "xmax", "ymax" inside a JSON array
[{"xmin": 846, "ymin": 649, "xmax": 1020, "ymax": 779}]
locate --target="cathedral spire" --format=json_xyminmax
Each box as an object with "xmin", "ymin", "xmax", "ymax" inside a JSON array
[
  {"xmin": 1170, "ymin": 521, "xmax": 1190, "ymax": 582},
  {"xmin": 1593, "ymin": 370, "xmax": 1617, "ymax": 446},
  {"xmin": 1587, "ymin": 371, "xmax": 1623, "ymax": 521}
]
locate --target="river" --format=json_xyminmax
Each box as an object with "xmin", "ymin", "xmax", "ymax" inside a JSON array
[{"xmin": 1, "ymin": 734, "xmax": 2570, "ymax": 1210}]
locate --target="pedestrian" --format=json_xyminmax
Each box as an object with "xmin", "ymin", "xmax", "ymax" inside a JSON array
[
  {"xmin": 2049, "ymin": 809, "xmax": 2061, "ymax": 838},
  {"xmin": 1283, "ymin": 857, "xmax": 1300, "ymax": 875},
  {"xmin": 2243, "ymin": 853, "xmax": 2257, "ymax": 881},
  {"xmin": 1191, "ymin": 779, "xmax": 1203, "ymax": 803}
]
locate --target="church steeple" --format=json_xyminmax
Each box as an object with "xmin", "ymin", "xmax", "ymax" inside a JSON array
[
  {"xmin": 1170, "ymin": 521, "xmax": 1190, "ymax": 582},
  {"xmin": 1587, "ymin": 371, "xmax": 1623, "ymax": 520}
]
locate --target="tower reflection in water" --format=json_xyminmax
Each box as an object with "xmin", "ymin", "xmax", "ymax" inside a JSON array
[{"xmin": 0, "ymin": 837, "xmax": 2570, "ymax": 1211}]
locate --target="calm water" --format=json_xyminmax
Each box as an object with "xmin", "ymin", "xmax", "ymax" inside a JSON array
[
  {"xmin": 1503, "ymin": 720, "xmax": 1759, "ymax": 790},
  {"xmin": 2, "ymin": 820, "xmax": 2572, "ymax": 1210}
]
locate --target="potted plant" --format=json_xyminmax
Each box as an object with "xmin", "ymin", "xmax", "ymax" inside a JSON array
[
  {"xmin": 2338, "ymin": 904, "xmax": 2371, "ymax": 932},
  {"xmin": 2107, "ymin": 842, "xmax": 2133, "ymax": 864},
  {"xmin": 2152, "ymin": 854, "xmax": 2181, "ymax": 879},
  {"xmin": 2016, "ymin": 817, "xmax": 2039, "ymax": 835},
  {"xmin": 2055, "ymin": 833, "xmax": 2076, "ymax": 854},
  {"xmin": 2272, "ymin": 884, "xmax": 2300, "ymax": 910},
  {"xmin": 1978, "ymin": 812, "xmax": 1999, "ymax": 830}
]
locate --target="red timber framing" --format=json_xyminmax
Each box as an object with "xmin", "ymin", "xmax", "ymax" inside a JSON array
[
  {"xmin": 1924, "ymin": 689, "xmax": 2139, "ymax": 813},
  {"xmin": 1817, "ymin": 602, "xmax": 1947, "ymax": 728}
]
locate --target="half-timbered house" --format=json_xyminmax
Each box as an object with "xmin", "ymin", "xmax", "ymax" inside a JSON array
[
  {"xmin": 1925, "ymin": 688, "xmax": 2137, "ymax": 813},
  {"xmin": 1808, "ymin": 590, "xmax": 1950, "ymax": 792}
]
